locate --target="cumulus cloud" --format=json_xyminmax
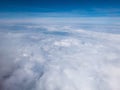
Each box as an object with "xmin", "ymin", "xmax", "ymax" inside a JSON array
[{"xmin": 0, "ymin": 22, "xmax": 120, "ymax": 90}]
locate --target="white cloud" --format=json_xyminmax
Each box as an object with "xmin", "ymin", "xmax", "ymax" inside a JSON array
[
  {"xmin": 54, "ymin": 39, "xmax": 79, "ymax": 47},
  {"xmin": 0, "ymin": 21, "xmax": 120, "ymax": 90}
]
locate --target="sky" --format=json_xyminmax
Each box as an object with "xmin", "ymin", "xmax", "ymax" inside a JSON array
[
  {"xmin": 0, "ymin": 0, "xmax": 120, "ymax": 90},
  {"xmin": 0, "ymin": 0, "xmax": 120, "ymax": 17}
]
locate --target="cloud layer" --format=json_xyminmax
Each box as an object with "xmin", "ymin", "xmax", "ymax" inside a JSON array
[{"xmin": 0, "ymin": 22, "xmax": 120, "ymax": 90}]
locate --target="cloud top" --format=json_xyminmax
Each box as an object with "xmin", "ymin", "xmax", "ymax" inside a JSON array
[{"xmin": 0, "ymin": 22, "xmax": 120, "ymax": 90}]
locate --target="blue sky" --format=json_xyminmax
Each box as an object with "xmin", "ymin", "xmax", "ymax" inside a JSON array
[{"xmin": 0, "ymin": 0, "xmax": 120, "ymax": 17}]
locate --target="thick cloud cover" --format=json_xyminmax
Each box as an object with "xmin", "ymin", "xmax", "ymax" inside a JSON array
[{"xmin": 0, "ymin": 22, "xmax": 120, "ymax": 90}]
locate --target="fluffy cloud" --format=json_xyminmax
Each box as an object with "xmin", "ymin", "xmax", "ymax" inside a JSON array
[{"xmin": 0, "ymin": 22, "xmax": 120, "ymax": 90}]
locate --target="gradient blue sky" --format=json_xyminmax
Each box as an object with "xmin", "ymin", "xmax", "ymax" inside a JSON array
[{"xmin": 0, "ymin": 0, "xmax": 120, "ymax": 17}]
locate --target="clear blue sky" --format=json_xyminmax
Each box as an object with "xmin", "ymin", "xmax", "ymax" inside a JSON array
[{"xmin": 0, "ymin": 0, "xmax": 120, "ymax": 17}]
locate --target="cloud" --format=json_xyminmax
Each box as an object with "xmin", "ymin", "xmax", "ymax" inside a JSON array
[
  {"xmin": 0, "ymin": 21, "xmax": 120, "ymax": 90},
  {"xmin": 54, "ymin": 39, "xmax": 79, "ymax": 47}
]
